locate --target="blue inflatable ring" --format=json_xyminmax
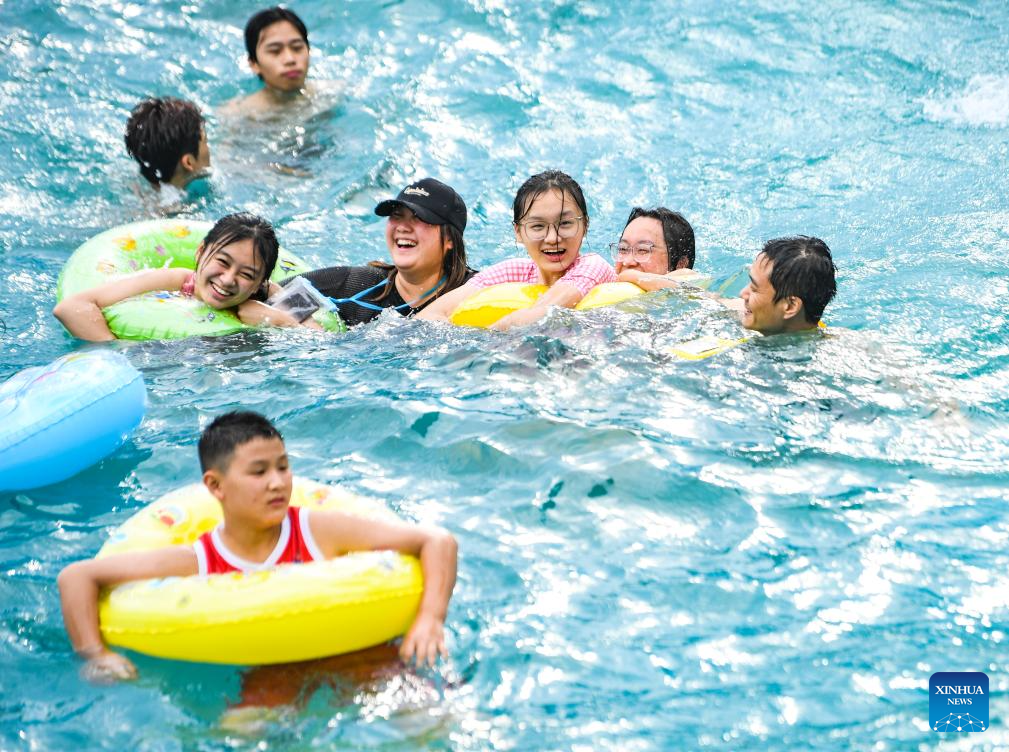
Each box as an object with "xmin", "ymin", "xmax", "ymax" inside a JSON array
[{"xmin": 0, "ymin": 351, "xmax": 146, "ymax": 491}]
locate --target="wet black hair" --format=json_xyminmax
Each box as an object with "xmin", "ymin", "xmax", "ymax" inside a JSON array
[
  {"xmin": 244, "ymin": 6, "xmax": 309, "ymax": 63},
  {"xmin": 368, "ymin": 224, "xmax": 469, "ymax": 304},
  {"xmin": 760, "ymin": 236, "xmax": 837, "ymax": 324},
  {"xmin": 197, "ymin": 213, "xmax": 280, "ymax": 303},
  {"xmin": 439, "ymin": 224, "xmax": 469, "ymax": 293},
  {"xmin": 198, "ymin": 411, "xmax": 283, "ymax": 473},
  {"xmin": 512, "ymin": 170, "xmax": 589, "ymax": 228},
  {"xmin": 623, "ymin": 207, "xmax": 695, "ymax": 270},
  {"xmin": 124, "ymin": 97, "xmax": 204, "ymax": 186}
]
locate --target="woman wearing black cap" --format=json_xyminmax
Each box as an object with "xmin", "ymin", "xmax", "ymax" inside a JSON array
[{"xmin": 294, "ymin": 178, "xmax": 476, "ymax": 326}]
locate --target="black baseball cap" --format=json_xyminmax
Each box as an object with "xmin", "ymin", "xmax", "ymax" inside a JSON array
[{"xmin": 374, "ymin": 178, "xmax": 467, "ymax": 234}]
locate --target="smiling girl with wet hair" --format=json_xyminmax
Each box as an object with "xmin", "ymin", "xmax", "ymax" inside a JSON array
[{"xmin": 53, "ymin": 213, "xmax": 315, "ymax": 341}]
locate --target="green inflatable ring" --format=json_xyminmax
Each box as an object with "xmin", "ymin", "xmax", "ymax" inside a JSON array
[{"xmin": 57, "ymin": 219, "xmax": 346, "ymax": 340}]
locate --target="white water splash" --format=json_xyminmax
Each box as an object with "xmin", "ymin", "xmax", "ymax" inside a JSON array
[{"xmin": 923, "ymin": 75, "xmax": 1009, "ymax": 127}]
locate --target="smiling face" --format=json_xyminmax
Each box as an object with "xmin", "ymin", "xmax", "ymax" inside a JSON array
[
  {"xmin": 615, "ymin": 216, "xmax": 668, "ymax": 274},
  {"xmin": 739, "ymin": 253, "xmax": 804, "ymax": 334},
  {"xmin": 204, "ymin": 436, "xmax": 292, "ymax": 530},
  {"xmin": 385, "ymin": 205, "xmax": 448, "ymax": 277},
  {"xmin": 194, "ymin": 238, "xmax": 264, "ymax": 309},
  {"xmin": 250, "ymin": 20, "xmax": 310, "ymax": 92},
  {"xmin": 513, "ymin": 189, "xmax": 586, "ymax": 285}
]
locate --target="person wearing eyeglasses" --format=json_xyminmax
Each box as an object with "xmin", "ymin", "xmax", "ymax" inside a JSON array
[
  {"xmin": 614, "ymin": 207, "xmax": 698, "ymax": 290},
  {"xmin": 418, "ymin": 170, "xmax": 616, "ymax": 330}
]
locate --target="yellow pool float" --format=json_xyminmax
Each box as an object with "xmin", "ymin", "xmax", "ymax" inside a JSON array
[
  {"xmin": 449, "ymin": 283, "xmax": 549, "ymax": 327},
  {"xmin": 449, "ymin": 282, "xmax": 648, "ymax": 328},
  {"xmin": 667, "ymin": 335, "xmax": 750, "ymax": 360},
  {"xmin": 96, "ymin": 478, "xmax": 423, "ymax": 665},
  {"xmin": 574, "ymin": 281, "xmax": 646, "ymax": 310},
  {"xmin": 668, "ymin": 321, "xmax": 828, "ymax": 361}
]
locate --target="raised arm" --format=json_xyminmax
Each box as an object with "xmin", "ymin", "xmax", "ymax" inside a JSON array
[
  {"xmin": 53, "ymin": 267, "xmax": 191, "ymax": 341},
  {"xmin": 57, "ymin": 546, "xmax": 198, "ymax": 681},
  {"xmin": 309, "ymin": 512, "xmax": 458, "ymax": 666}
]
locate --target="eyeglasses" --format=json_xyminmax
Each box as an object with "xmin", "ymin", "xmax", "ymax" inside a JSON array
[
  {"xmin": 610, "ymin": 241, "xmax": 665, "ymax": 260},
  {"xmin": 517, "ymin": 216, "xmax": 584, "ymax": 241}
]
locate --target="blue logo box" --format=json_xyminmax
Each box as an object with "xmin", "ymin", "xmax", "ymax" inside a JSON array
[{"xmin": 930, "ymin": 672, "xmax": 988, "ymax": 733}]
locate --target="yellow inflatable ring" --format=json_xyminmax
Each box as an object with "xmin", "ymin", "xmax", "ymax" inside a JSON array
[
  {"xmin": 449, "ymin": 281, "xmax": 656, "ymax": 328},
  {"xmin": 574, "ymin": 282, "xmax": 646, "ymax": 310},
  {"xmin": 449, "ymin": 282, "xmax": 548, "ymax": 327},
  {"xmin": 578, "ymin": 271, "xmax": 724, "ymax": 310},
  {"xmin": 96, "ymin": 478, "xmax": 423, "ymax": 665}
]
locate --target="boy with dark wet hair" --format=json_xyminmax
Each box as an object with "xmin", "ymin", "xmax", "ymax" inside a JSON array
[
  {"xmin": 244, "ymin": 7, "xmax": 309, "ymax": 68},
  {"xmin": 738, "ymin": 235, "xmax": 836, "ymax": 334},
  {"xmin": 222, "ymin": 6, "xmax": 314, "ymax": 116},
  {"xmin": 124, "ymin": 97, "xmax": 210, "ymax": 189},
  {"xmin": 58, "ymin": 411, "xmax": 458, "ymax": 682}
]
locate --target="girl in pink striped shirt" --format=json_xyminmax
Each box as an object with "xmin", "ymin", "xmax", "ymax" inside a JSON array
[{"xmin": 418, "ymin": 171, "xmax": 616, "ymax": 330}]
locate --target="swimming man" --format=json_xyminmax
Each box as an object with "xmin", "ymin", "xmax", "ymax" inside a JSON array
[{"xmin": 221, "ymin": 7, "xmax": 316, "ymax": 117}]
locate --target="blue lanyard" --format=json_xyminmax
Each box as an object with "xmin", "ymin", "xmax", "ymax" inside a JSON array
[{"xmin": 328, "ymin": 276, "xmax": 446, "ymax": 313}]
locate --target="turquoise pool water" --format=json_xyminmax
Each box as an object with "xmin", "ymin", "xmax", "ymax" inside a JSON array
[{"xmin": 3, "ymin": 0, "xmax": 1009, "ymax": 748}]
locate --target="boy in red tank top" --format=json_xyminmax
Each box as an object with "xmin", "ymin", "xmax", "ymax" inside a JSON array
[{"xmin": 58, "ymin": 411, "xmax": 458, "ymax": 683}]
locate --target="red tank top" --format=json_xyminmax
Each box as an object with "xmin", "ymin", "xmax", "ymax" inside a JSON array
[
  {"xmin": 180, "ymin": 272, "xmax": 196, "ymax": 298},
  {"xmin": 194, "ymin": 506, "xmax": 321, "ymax": 575}
]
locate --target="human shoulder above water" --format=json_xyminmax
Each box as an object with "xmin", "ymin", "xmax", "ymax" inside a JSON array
[{"xmin": 220, "ymin": 6, "xmax": 341, "ymax": 119}]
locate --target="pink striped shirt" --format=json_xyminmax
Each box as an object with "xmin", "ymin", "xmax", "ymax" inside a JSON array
[{"xmin": 469, "ymin": 254, "xmax": 616, "ymax": 298}]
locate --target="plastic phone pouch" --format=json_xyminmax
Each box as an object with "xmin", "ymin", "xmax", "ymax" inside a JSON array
[{"xmin": 267, "ymin": 277, "xmax": 335, "ymax": 322}]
